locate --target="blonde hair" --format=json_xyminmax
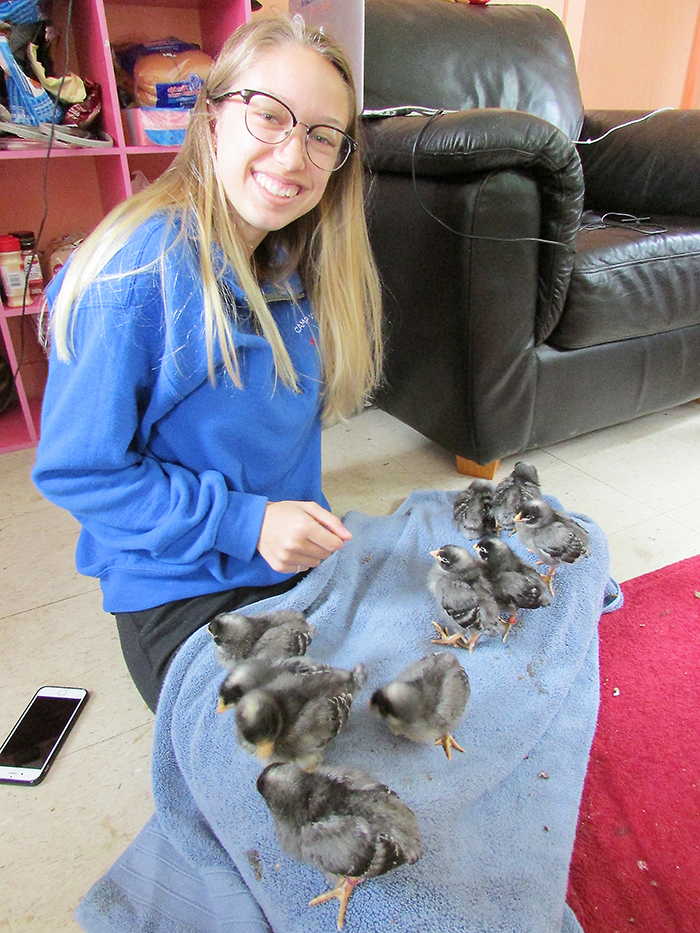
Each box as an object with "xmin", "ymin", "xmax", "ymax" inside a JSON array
[{"xmin": 50, "ymin": 16, "xmax": 382, "ymax": 424}]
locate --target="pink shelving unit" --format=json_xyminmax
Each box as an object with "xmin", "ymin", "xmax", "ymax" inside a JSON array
[{"xmin": 0, "ymin": 0, "xmax": 251, "ymax": 453}]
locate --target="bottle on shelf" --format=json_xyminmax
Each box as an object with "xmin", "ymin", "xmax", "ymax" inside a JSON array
[
  {"xmin": 10, "ymin": 231, "xmax": 45, "ymax": 301},
  {"xmin": 0, "ymin": 235, "xmax": 26, "ymax": 309}
]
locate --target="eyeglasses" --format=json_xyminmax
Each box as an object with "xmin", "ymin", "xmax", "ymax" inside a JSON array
[{"xmin": 211, "ymin": 88, "xmax": 357, "ymax": 172}]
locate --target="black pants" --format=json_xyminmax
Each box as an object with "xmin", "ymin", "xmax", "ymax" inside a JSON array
[{"xmin": 114, "ymin": 575, "xmax": 307, "ymax": 712}]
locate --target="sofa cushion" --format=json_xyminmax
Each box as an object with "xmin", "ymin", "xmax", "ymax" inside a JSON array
[
  {"xmin": 550, "ymin": 214, "xmax": 700, "ymax": 349},
  {"xmin": 364, "ymin": 0, "xmax": 585, "ymax": 140}
]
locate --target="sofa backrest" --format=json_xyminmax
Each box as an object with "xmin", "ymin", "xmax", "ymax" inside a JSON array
[{"xmin": 363, "ymin": 0, "xmax": 585, "ymax": 140}]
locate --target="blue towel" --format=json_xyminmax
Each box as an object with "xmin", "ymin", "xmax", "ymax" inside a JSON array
[{"xmin": 76, "ymin": 489, "xmax": 622, "ymax": 933}]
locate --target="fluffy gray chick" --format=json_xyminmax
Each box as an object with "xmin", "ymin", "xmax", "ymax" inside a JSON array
[
  {"xmin": 217, "ymin": 656, "xmax": 332, "ymax": 711},
  {"xmin": 474, "ymin": 536, "xmax": 552, "ymax": 640},
  {"xmin": 369, "ymin": 652, "xmax": 470, "ymax": 759},
  {"xmin": 230, "ymin": 662, "xmax": 367, "ymax": 768},
  {"xmin": 514, "ymin": 498, "xmax": 591, "ymax": 588},
  {"xmin": 452, "ymin": 479, "xmax": 496, "ymax": 539},
  {"xmin": 208, "ymin": 609, "xmax": 314, "ymax": 668},
  {"xmin": 492, "ymin": 461, "xmax": 541, "ymax": 531},
  {"xmin": 428, "ymin": 544, "xmax": 505, "ymax": 652},
  {"xmin": 257, "ymin": 761, "xmax": 423, "ymax": 929}
]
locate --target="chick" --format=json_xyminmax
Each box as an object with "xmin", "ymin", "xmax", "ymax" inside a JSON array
[
  {"xmin": 492, "ymin": 461, "xmax": 541, "ymax": 531},
  {"xmin": 473, "ymin": 536, "xmax": 552, "ymax": 640},
  {"xmin": 428, "ymin": 545, "xmax": 505, "ymax": 652},
  {"xmin": 217, "ymin": 656, "xmax": 332, "ymax": 711},
  {"xmin": 369, "ymin": 652, "xmax": 470, "ymax": 759},
  {"xmin": 208, "ymin": 609, "xmax": 314, "ymax": 668},
  {"xmin": 257, "ymin": 761, "xmax": 423, "ymax": 929},
  {"xmin": 452, "ymin": 479, "xmax": 496, "ymax": 539},
  {"xmin": 225, "ymin": 662, "xmax": 367, "ymax": 768},
  {"xmin": 514, "ymin": 498, "xmax": 591, "ymax": 589}
]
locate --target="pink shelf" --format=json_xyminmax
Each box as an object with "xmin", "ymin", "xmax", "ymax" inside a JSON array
[
  {"xmin": 0, "ymin": 0, "xmax": 250, "ymax": 455},
  {"xmin": 0, "ymin": 145, "xmax": 118, "ymax": 159},
  {"xmin": 125, "ymin": 145, "xmax": 181, "ymax": 156},
  {"xmin": 1, "ymin": 298, "xmax": 44, "ymax": 318}
]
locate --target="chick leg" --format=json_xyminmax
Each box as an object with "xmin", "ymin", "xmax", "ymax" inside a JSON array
[
  {"xmin": 310, "ymin": 876, "xmax": 362, "ymax": 930},
  {"xmin": 436, "ymin": 733, "xmax": 466, "ymax": 760},
  {"xmin": 463, "ymin": 629, "xmax": 482, "ymax": 654},
  {"xmin": 501, "ymin": 615, "xmax": 518, "ymax": 643},
  {"xmin": 431, "ymin": 620, "xmax": 468, "ymax": 647},
  {"xmin": 543, "ymin": 566, "xmax": 556, "ymax": 594}
]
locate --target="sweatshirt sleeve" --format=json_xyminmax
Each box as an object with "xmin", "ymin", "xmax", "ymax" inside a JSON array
[{"xmin": 32, "ymin": 240, "xmax": 268, "ymax": 569}]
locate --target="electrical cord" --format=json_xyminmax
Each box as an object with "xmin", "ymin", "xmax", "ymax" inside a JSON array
[
  {"xmin": 406, "ymin": 107, "xmax": 673, "ymax": 250},
  {"xmin": 573, "ymin": 108, "xmax": 672, "ymax": 145},
  {"xmin": 409, "ymin": 110, "xmax": 575, "ymax": 252},
  {"xmin": 580, "ymin": 211, "xmax": 668, "ymax": 236}
]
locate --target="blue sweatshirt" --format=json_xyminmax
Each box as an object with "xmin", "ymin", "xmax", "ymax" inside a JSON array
[{"xmin": 32, "ymin": 215, "xmax": 327, "ymax": 612}]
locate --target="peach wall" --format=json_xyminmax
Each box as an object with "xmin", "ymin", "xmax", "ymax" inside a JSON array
[
  {"xmin": 492, "ymin": 0, "xmax": 700, "ymax": 109},
  {"xmin": 576, "ymin": 0, "xmax": 700, "ymax": 109}
]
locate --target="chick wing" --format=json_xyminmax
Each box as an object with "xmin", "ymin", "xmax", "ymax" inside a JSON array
[{"xmin": 453, "ymin": 479, "xmax": 496, "ymax": 539}]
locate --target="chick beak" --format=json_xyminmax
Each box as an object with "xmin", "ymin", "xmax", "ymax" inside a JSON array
[
  {"xmin": 514, "ymin": 511, "xmax": 522, "ymax": 523},
  {"xmin": 429, "ymin": 549, "xmax": 440, "ymax": 559},
  {"xmin": 216, "ymin": 698, "xmax": 231, "ymax": 714},
  {"xmin": 255, "ymin": 739, "xmax": 275, "ymax": 761}
]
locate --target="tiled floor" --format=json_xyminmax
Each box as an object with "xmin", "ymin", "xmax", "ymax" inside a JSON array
[{"xmin": 2, "ymin": 401, "xmax": 700, "ymax": 931}]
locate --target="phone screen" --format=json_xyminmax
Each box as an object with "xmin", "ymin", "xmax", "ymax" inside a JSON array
[{"xmin": 0, "ymin": 689, "xmax": 88, "ymax": 783}]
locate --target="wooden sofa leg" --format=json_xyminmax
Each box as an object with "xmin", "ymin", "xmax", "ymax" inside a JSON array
[{"xmin": 455, "ymin": 456, "xmax": 500, "ymax": 480}]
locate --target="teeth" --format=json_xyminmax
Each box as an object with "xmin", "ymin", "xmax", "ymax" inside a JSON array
[{"xmin": 255, "ymin": 173, "xmax": 298, "ymax": 198}]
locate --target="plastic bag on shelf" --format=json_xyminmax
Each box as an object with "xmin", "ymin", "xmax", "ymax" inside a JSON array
[
  {"xmin": 113, "ymin": 37, "xmax": 212, "ymax": 108},
  {"xmin": 61, "ymin": 79, "xmax": 102, "ymax": 128},
  {"xmin": 0, "ymin": 0, "xmax": 45, "ymax": 26},
  {"xmin": 26, "ymin": 41, "xmax": 85, "ymax": 103},
  {"xmin": 0, "ymin": 33, "xmax": 58, "ymax": 123}
]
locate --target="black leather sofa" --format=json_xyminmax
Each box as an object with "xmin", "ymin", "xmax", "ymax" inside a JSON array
[{"xmin": 362, "ymin": 0, "xmax": 700, "ymax": 477}]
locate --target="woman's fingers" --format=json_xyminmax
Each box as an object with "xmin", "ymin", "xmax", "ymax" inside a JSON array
[
  {"xmin": 299, "ymin": 501, "xmax": 353, "ymax": 542},
  {"xmin": 256, "ymin": 500, "xmax": 351, "ymax": 573}
]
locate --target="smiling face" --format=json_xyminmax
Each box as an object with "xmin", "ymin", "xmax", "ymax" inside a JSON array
[{"xmin": 213, "ymin": 45, "xmax": 353, "ymax": 252}]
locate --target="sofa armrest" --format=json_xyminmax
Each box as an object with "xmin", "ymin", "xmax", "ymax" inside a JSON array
[
  {"xmin": 363, "ymin": 109, "xmax": 584, "ymax": 341},
  {"xmin": 579, "ymin": 109, "xmax": 700, "ymax": 217}
]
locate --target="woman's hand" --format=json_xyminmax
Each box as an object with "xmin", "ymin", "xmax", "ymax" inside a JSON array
[{"xmin": 256, "ymin": 500, "xmax": 352, "ymax": 574}]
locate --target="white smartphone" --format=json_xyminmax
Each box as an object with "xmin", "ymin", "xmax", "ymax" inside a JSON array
[{"xmin": 0, "ymin": 686, "xmax": 89, "ymax": 786}]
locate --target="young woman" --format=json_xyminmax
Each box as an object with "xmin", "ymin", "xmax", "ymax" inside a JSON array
[{"xmin": 32, "ymin": 16, "xmax": 383, "ymax": 712}]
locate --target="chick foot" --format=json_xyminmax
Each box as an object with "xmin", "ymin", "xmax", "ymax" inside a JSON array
[
  {"xmin": 431, "ymin": 620, "xmax": 468, "ymax": 647},
  {"xmin": 436, "ymin": 732, "xmax": 466, "ymax": 760},
  {"xmin": 310, "ymin": 876, "xmax": 362, "ymax": 930}
]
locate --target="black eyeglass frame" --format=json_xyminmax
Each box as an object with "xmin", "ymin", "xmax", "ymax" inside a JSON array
[{"xmin": 209, "ymin": 88, "xmax": 357, "ymax": 171}]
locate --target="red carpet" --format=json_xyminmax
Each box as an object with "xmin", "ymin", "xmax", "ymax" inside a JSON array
[{"xmin": 567, "ymin": 554, "xmax": 700, "ymax": 933}]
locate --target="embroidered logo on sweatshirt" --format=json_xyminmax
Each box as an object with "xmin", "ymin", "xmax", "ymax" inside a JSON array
[{"xmin": 295, "ymin": 313, "xmax": 312, "ymax": 334}]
